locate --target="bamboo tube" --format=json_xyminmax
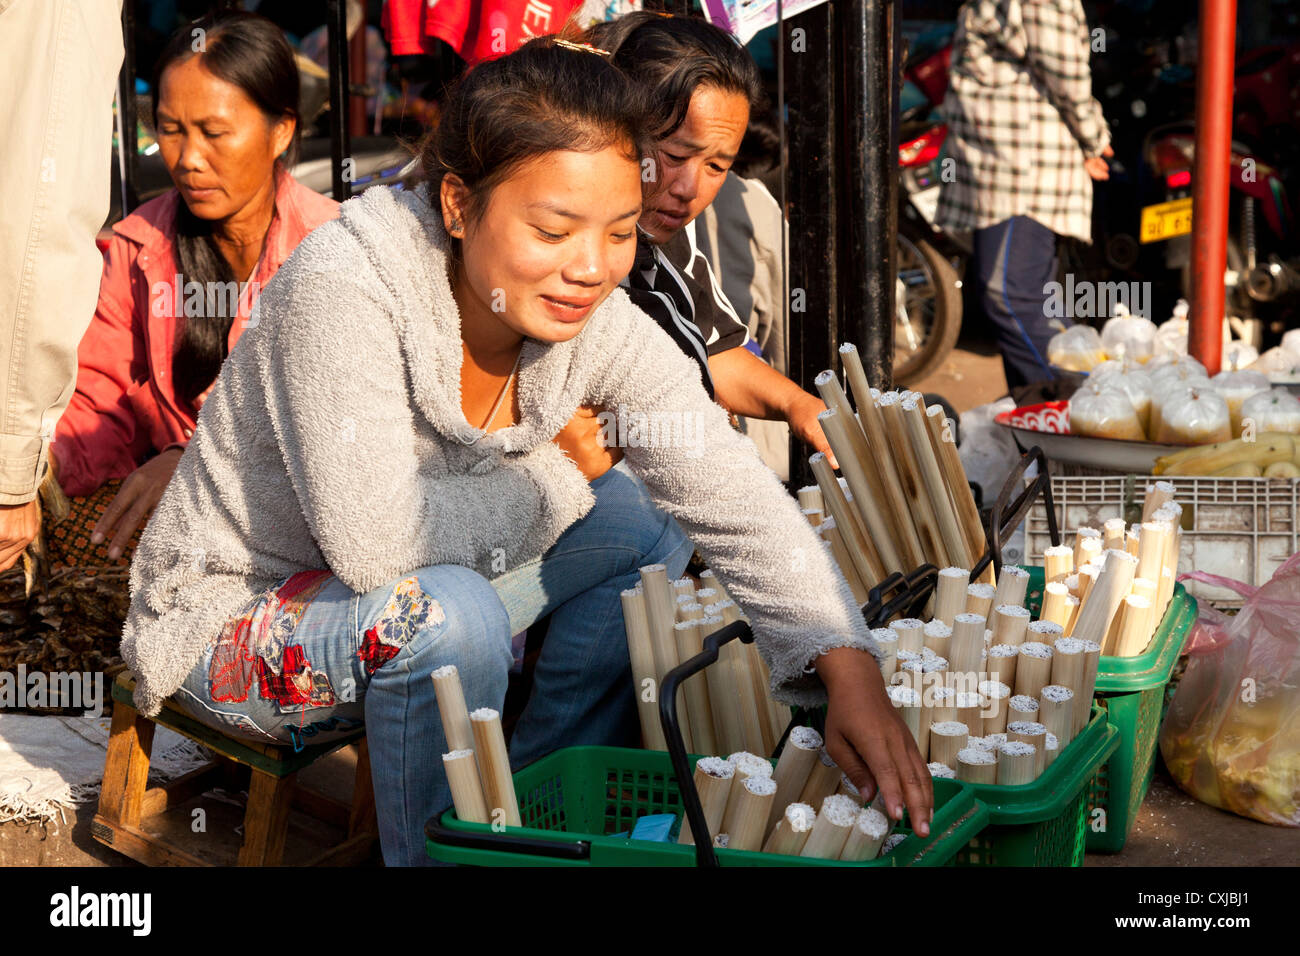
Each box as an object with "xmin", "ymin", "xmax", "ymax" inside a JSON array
[
  {"xmin": 809, "ymin": 452, "xmax": 885, "ymax": 588},
  {"xmin": 987, "ymin": 642, "xmax": 1020, "ymax": 687},
  {"xmin": 695, "ymin": 587, "xmax": 721, "ymax": 609},
  {"xmin": 1038, "ymin": 684, "xmax": 1076, "ymax": 748},
  {"xmin": 924, "ymin": 402, "xmax": 993, "ymax": 584},
  {"xmin": 741, "ymin": 642, "xmax": 781, "ymax": 756},
  {"xmin": 726, "ymin": 642, "xmax": 769, "ymax": 757},
  {"xmin": 1007, "ymin": 720, "xmax": 1049, "ymax": 776},
  {"xmin": 1044, "ymin": 732, "xmax": 1059, "ymax": 767},
  {"xmin": 870, "ymin": 627, "xmax": 899, "ymax": 682},
  {"xmin": 1063, "ymin": 573, "xmax": 1080, "ymax": 598},
  {"xmin": 675, "ymin": 598, "xmax": 702, "ymax": 624},
  {"xmin": 1142, "ymin": 480, "xmax": 1176, "ymax": 522},
  {"xmin": 822, "ymin": 520, "xmax": 871, "ymax": 604},
  {"xmin": 1044, "ymin": 544, "xmax": 1074, "ymax": 585},
  {"xmin": 767, "ymin": 726, "xmax": 823, "ymax": 833},
  {"xmin": 1115, "ymin": 594, "xmax": 1155, "ymax": 657},
  {"xmin": 840, "ymin": 806, "xmax": 892, "ymax": 862},
  {"xmin": 928, "ymin": 683, "xmax": 957, "ymax": 724},
  {"xmin": 763, "ymin": 802, "xmax": 817, "ymax": 856},
  {"xmin": 928, "ymin": 761, "xmax": 956, "ymax": 778},
  {"xmin": 929, "ymin": 720, "xmax": 969, "ymax": 768},
  {"xmin": 430, "ymin": 665, "xmax": 474, "ymax": 753},
  {"xmin": 1136, "ymin": 521, "xmax": 1172, "ymax": 583},
  {"xmin": 1132, "ymin": 576, "xmax": 1157, "ymax": 605},
  {"xmin": 619, "ymin": 588, "xmax": 668, "ymax": 751},
  {"xmin": 839, "ymin": 343, "xmax": 926, "ymax": 568},
  {"xmin": 1013, "ymin": 641, "xmax": 1054, "ymax": 700},
  {"xmin": 991, "ymin": 604, "xmax": 1031, "ymax": 646},
  {"xmin": 797, "ymin": 750, "xmax": 843, "ymax": 809},
  {"xmin": 679, "ymin": 756, "xmax": 735, "ymax": 846},
  {"xmin": 1040, "ymin": 581, "xmax": 1071, "ymax": 628},
  {"xmin": 1007, "ymin": 694, "xmax": 1039, "ymax": 727},
  {"xmin": 836, "ymin": 773, "xmax": 864, "ymax": 805},
  {"xmin": 469, "ymin": 708, "xmax": 521, "ymax": 827},
  {"xmin": 639, "ymin": 564, "xmax": 683, "ymax": 686},
  {"xmin": 1028, "ymin": 619, "xmax": 1064, "ymax": 644},
  {"xmin": 1074, "ymin": 527, "xmax": 1103, "ymax": 568},
  {"xmin": 1050, "ymin": 637, "xmax": 1087, "ymax": 737},
  {"xmin": 442, "ymin": 749, "xmax": 490, "ymax": 824},
  {"xmin": 879, "ymin": 392, "xmax": 949, "ymax": 567},
  {"xmin": 697, "ymin": 569, "xmax": 734, "ymax": 604},
  {"xmin": 1103, "ymin": 517, "xmax": 1127, "ymax": 552},
  {"xmin": 673, "ymin": 620, "xmax": 717, "ymax": 755},
  {"xmin": 902, "ymin": 395, "xmax": 971, "ymax": 568},
  {"xmin": 801, "ymin": 508, "xmax": 824, "ymax": 529},
  {"xmin": 956, "ymin": 691, "xmax": 984, "ymax": 735},
  {"xmin": 950, "ymin": 612, "xmax": 986, "ymax": 677},
  {"xmin": 1070, "ymin": 549, "xmax": 1138, "ymax": 647},
  {"xmin": 956, "ymin": 746, "xmax": 999, "ymax": 784},
  {"xmin": 816, "ymin": 404, "xmax": 906, "ymax": 573},
  {"xmin": 698, "ymin": 616, "xmax": 749, "ymax": 756},
  {"xmin": 922, "ymin": 619, "xmax": 952, "ymax": 659},
  {"xmin": 895, "ymin": 658, "xmax": 923, "ymax": 695},
  {"xmin": 1126, "ymin": 528, "xmax": 1141, "ymax": 557},
  {"xmin": 723, "ymin": 775, "xmax": 777, "ymax": 852},
  {"xmin": 888, "ymin": 686, "xmax": 923, "ymax": 755},
  {"xmin": 797, "ymin": 485, "xmax": 824, "ymax": 513},
  {"xmin": 889, "ymin": 617, "xmax": 925, "ymax": 655},
  {"xmin": 979, "ymin": 680, "xmax": 1012, "ymax": 734},
  {"xmin": 672, "ymin": 576, "xmax": 696, "ymax": 602},
  {"xmin": 923, "ymin": 658, "xmax": 954, "ymax": 694},
  {"xmin": 1077, "ymin": 639, "xmax": 1102, "ymax": 734},
  {"xmin": 997, "ymin": 741, "xmax": 1038, "ymax": 785},
  {"xmin": 1158, "ymin": 565, "xmax": 1176, "ymax": 620},
  {"xmin": 1064, "ymin": 595, "xmax": 1082, "ymax": 635},
  {"xmin": 966, "ymin": 583, "xmax": 996, "ymax": 620},
  {"xmin": 934, "ymin": 566, "xmax": 969, "ymax": 626},
  {"xmin": 1077, "ymin": 563, "xmax": 1100, "ymax": 605},
  {"xmin": 994, "ymin": 565, "xmax": 1031, "ymax": 610},
  {"xmin": 800, "ymin": 794, "xmax": 859, "ymax": 859}
]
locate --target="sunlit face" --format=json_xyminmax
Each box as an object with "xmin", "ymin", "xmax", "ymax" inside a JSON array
[
  {"xmin": 444, "ymin": 146, "xmax": 643, "ymax": 344},
  {"xmin": 639, "ymin": 85, "xmax": 750, "ymax": 244},
  {"xmin": 155, "ymin": 57, "xmax": 295, "ymax": 221}
]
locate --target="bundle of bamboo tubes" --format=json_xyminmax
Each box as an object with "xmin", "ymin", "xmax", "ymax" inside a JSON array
[
  {"xmin": 1035, "ymin": 482, "xmax": 1184, "ymax": 659},
  {"xmin": 798, "ymin": 344, "xmax": 992, "ymax": 595},
  {"xmin": 621, "ymin": 565, "xmax": 790, "ymax": 755},
  {"xmin": 678, "ymin": 734, "xmax": 898, "ymax": 861},
  {"xmin": 431, "ymin": 664, "xmax": 521, "ymax": 827},
  {"xmin": 875, "ymin": 565, "xmax": 1102, "ymax": 786}
]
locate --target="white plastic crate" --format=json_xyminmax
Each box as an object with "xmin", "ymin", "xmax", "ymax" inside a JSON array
[{"xmin": 1026, "ymin": 475, "xmax": 1300, "ymax": 607}]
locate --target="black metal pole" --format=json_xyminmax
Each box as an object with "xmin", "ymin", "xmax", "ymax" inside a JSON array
[
  {"xmin": 327, "ymin": 0, "xmax": 352, "ymax": 202},
  {"xmin": 841, "ymin": 0, "xmax": 899, "ymax": 390},
  {"xmin": 782, "ymin": 5, "xmax": 840, "ymax": 491},
  {"xmin": 117, "ymin": 0, "xmax": 139, "ymax": 215}
]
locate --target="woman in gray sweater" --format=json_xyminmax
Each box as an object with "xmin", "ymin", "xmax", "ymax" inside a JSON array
[{"xmin": 120, "ymin": 38, "xmax": 930, "ymax": 864}]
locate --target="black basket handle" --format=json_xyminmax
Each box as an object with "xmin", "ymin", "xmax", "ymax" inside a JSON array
[
  {"xmin": 423, "ymin": 815, "xmax": 592, "ymax": 861},
  {"xmin": 972, "ymin": 445, "xmax": 1059, "ymax": 581},
  {"xmin": 868, "ymin": 564, "xmax": 940, "ymax": 626}
]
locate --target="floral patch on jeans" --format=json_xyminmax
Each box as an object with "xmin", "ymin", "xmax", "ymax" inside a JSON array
[
  {"xmin": 209, "ymin": 570, "xmax": 333, "ymax": 703},
  {"xmin": 357, "ymin": 576, "xmax": 445, "ymax": 674},
  {"xmin": 257, "ymin": 644, "xmax": 336, "ymax": 712}
]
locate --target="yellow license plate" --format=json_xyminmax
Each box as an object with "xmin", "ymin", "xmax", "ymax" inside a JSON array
[{"xmin": 1140, "ymin": 197, "xmax": 1193, "ymax": 243}]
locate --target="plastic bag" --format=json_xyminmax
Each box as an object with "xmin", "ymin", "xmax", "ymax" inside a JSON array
[
  {"xmin": 1239, "ymin": 389, "xmax": 1300, "ymax": 436},
  {"xmin": 1048, "ymin": 324, "xmax": 1106, "ymax": 372},
  {"xmin": 1160, "ymin": 554, "xmax": 1300, "ymax": 826},
  {"xmin": 1212, "ymin": 369, "xmax": 1271, "ymax": 435},
  {"xmin": 1069, "ymin": 385, "xmax": 1145, "ymax": 441},
  {"xmin": 1099, "ymin": 367, "xmax": 1154, "ymax": 435},
  {"xmin": 1154, "ymin": 386, "xmax": 1232, "ymax": 445},
  {"xmin": 1153, "ymin": 300, "xmax": 1190, "ymax": 361},
  {"xmin": 1100, "ymin": 305, "xmax": 1158, "ymax": 363}
]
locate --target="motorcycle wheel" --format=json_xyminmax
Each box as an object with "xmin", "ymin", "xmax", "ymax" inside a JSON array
[{"xmin": 894, "ymin": 221, "xmax": 963, "ymax": 385}]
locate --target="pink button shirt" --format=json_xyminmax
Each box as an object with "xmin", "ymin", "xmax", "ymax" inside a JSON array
[{"xmin": 53, "ymin": 168, "xmax": 339, "ymax": 496}]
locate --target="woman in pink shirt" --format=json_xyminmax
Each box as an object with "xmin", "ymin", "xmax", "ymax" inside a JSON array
[{"xmin": 51, "ymin": 11, "xmax": 338, "ymax": 564}]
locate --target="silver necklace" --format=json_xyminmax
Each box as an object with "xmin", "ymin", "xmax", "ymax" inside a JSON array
[{"xmin": 456, "ymin": 350, "xmax": 522, "ymax": 445}]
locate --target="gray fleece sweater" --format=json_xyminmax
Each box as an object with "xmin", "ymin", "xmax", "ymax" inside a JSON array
[{"xmin": 121, "ymin": 183, "xmax": 879, "ymax": 716}]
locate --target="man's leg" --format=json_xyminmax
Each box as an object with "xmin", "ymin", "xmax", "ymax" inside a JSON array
[{"xmin": 973, "ymin": 216, "xmax": 1061, "ymax": 391}]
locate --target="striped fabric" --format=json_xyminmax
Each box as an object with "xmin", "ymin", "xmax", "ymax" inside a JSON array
[
  {"xmin": 621, "ymin": 230, "xmax": 751, "ymax": 398},
  {"xmin": 934, "ymin": 0, "xmax": 1111, "ymax": 243}
]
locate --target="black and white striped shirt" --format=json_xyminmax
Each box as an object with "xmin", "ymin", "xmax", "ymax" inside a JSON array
[{"xmin": 621, "ymin": 228, "xmax": 751, "ymax": 398}]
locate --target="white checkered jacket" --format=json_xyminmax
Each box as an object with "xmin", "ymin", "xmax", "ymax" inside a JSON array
[{"xmin": 934, "ymin": 0, "xmax": 1111, "ymax": 243}]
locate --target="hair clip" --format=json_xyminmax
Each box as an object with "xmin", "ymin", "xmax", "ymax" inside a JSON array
[{"xmin": 552, "ymin": 37, "xmax": 612, "ymax": 57}]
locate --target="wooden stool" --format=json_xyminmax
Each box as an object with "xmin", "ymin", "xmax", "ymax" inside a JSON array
[{"xmin": 92, "ymin": 671, "xmax": 378, "ymax": 866}]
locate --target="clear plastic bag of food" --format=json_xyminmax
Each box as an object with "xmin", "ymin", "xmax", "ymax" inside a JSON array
[
  {"xmin": 1154, "ymin": 386, "xmax": 1232, "ymax": 445},
  {"xmin": 1068, "ymin": 385, "xmax": 1146, "ymax": 441},
  {"xmin": 1222, "ymin": 341, "xmax": 1260, "ymax": 372},
  {"xmin": 1212, "ymin": 369, "xmax": 1271, "ymax": 435},
  {"xmin": 1239, "ymin": 388, "xmax": 1300, "ymax": 436},
  {"xmin": 1161, "ymin": 554, "xmax": 1300, "ymax": 827},
  {"xmin": 1153, "ymin": 300, "xmax": 1190, "ymax": 360},
  {"xmin": 1100, "ymin": 304, "xmax": 1159, "ymax": 363},
  {"xmin": 1100, "ymin": 367, "xmax": 1154, "ymax": 435},
  {"xmin": 1048, "ymin": 324, "xmax": 1106, "ymax": 372},
  {"xmin": 1251, "ymin": 346, "xmax": 1300, "ymax": 381}
]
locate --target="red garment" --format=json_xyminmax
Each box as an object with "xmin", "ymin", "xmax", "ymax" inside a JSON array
[
  {"xmin": 52, "ymin": 169, "xmax": 339, "ymax": 497},
  {"xmin": 382, "ymin": 0, "xmax": 583, "ymax": 67}
]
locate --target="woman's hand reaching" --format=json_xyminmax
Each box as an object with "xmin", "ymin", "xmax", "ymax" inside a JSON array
[
  {"xmin": 816, "ymin": 646, "xmax": 933, "ymax": 835},
  {"xmin": 552, "ymin": 404, "xmax": 623, "ymax": 482},
  {"xmin": 91, "ymin": 447, "xmax": 183, "ymax": 559}
]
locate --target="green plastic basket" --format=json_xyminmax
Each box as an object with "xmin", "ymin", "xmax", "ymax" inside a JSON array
[
  {"xmin": 1022, "ymin": 565, "xmax": 1198, "ymax": 853},
  {"xmin": 426, "ymin": 746, "xmax": 989, "ymax": 867},
  {"xmin": 951, "ymin": 704, "xmax": 1119, "ymax": 866}
]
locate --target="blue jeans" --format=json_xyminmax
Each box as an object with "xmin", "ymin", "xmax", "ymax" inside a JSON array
[
  {"xmin": 971, "ymin": 215, "xmax": 1061, "ymax": 390},
  {"xmin": 170, "ymin": 459, "xmax": 693, "ymax": 865}
]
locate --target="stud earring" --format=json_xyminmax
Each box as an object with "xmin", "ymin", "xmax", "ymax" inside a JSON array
[{"xmin": 449, "ymin": 217, "xmax": 463, "ymax": 236}]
